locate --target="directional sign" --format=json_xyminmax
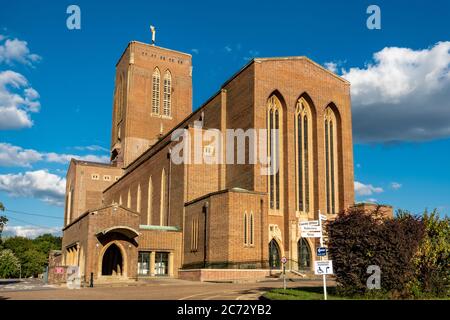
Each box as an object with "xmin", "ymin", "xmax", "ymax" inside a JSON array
[
  {"xmin": 316, "ymin": 247, "xmax": 327, "ymax": 257},
  {"xmin": 319, "ymin": 214, "xmax": 327, "ymax": 221},
  {"xmin": 314, "ymin": 260, "xmax": 333, "ymax": 275},
  {"xmin": 300, "ymin": 221, "xmax": 322, "ymax": 238}
]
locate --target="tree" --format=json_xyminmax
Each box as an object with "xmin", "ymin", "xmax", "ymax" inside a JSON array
[
  {"xmin": 413, "ymin": 210, "xmax": 450, "ymax": 297},
  {"xmin": 0, "ymin": 201, "xmax": 7, "ymax": 235},
  {"xmin": 327, "ymin": 206, "xmax": 424, "ymax": 298},
  {"xmin": 34, "ymin": 234, "xmax": 62, "ymax": 255},
  {"xmin": 0, "ymin": 249, "xmax": 20, "ymax": 278},
  {"xmin": 0, "ymin": 201, "xmax": 7, "ymax": 248},
  {"xmin": 22, "ymin": 249, "xmax": 47, "ymax": 277},
  {"xmin": 2, "ymin": 234, "xmax": 62, "ymax": 278}
]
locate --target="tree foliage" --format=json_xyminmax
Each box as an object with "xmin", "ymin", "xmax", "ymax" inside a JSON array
[
  {"xmin": 2, "ymin": 234, "xmax": 62, "ymax": 278},
  {"xmin": 412, "ymin": 210, "xmax": 450, "ymax": 297},
  {"xmin": 0, "ymin": 249, "xmax": 20, "ymax": 278},
  {"xmin": 327, "ymin": 206, "xmax": 424, "ymax": 298},
  {"xmin": 0, "ymin": 201, "xmax": 7, "ymax": 237}
]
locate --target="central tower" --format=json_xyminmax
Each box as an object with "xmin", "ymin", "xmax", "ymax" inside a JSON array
[{"xmin": 110, "ymin": 41, "xmax": 193, "ymax": 167}]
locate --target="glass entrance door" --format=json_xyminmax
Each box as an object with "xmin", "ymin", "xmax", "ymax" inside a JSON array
[{"xmin": 155, "ymin": 252, "xmax": 168, "ymax": 276}]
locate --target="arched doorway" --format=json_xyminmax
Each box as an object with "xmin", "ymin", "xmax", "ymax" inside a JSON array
[
  {"xmin": 268, "ymin": 239, "xmax": 281, "ymax": 269},
  {"xmin": 298, "ymin": 238, "xmax": 311, "ymax": 270},
  {"xmin": 101, "ymin": 243, "xmax": 123, "ymax": 276}
]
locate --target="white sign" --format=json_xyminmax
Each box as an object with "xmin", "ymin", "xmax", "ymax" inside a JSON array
[
  {"xmin": 66, "ymin": 265, "xmax": 81, "ymax": 289},
  {"xmin": 319, "ymin": 214, "xmax": 327, "ymax": 221},
  {"xmin": 314, "ymin": 260, "xmax": 333, "ymax": 275},
  {"xmin": 300, "ymin": 221, "xmax": 322, "ymax": 238}
]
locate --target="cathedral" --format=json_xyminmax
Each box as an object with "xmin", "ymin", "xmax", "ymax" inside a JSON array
[{"xmin": 60, "ymin": 37, "xmax": 357, "ymax": 283}]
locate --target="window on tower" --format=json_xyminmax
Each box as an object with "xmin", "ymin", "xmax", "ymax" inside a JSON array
[
  {"xmin": 163, "ymin": 70, "xmax": 172, "ymax": 117},
  {"xmin": 152, "ymin": 68, "xmax": 160, "ymax": 115}
]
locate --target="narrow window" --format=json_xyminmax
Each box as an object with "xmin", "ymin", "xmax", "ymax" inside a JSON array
[
  {"xmin": 249, "ymin": 212, "xmax": 254, "ymax": 245},
  {"xmin": 160, "ymin": 169, "xmax": 167, "ymax": 226},
  {"xmin": 267, "ymin": 95, "xmax": 282, "ymax": 210},
  {"xmin": 152, "ymin": 68, "xmax": 160, "ymax": 114},
  {"xmin": 296, "ymin": 98, "xmax": 313, "ymax": 213},
  {"xmin": 191, "ymin": 218, "xmax": 199, "ymax": 251},
  {"xmin": 304, "ymin": 115, "xmax": 310, "ymax": 212},
  {"xmin": 137, "ymin": 184, "xmax": 141, "ymax": 213},
  {"xmin": 147, "ymin": 176, "xmax": 153, "ymax": 225},
  {"xmin": 325, "ymin": 107, "xmax": 339, "ymax": 214},
  {"xmin": 163, "ymin": 70, "xmax": 172, "ymax": 116},
  {"xmin": 244, "ymin": 212, "xmax": 248, "ymax": 245},
  {"xmin": 127, "ymin": 188, "xmax": 131, "ymax": 208},
  {"xmin": 274, "ymin": 110, "xmax": 280, "ymax": 210}
]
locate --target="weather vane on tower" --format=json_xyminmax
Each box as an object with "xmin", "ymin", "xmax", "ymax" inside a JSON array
[{"xmin": 150, "ymin": 25, "xmax": 156, "ymax": 45}]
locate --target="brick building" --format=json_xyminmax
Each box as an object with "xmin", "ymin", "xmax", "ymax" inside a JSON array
[{"xmin": 61, "ymin": 38, "xmax": 356, "ymax": 283}]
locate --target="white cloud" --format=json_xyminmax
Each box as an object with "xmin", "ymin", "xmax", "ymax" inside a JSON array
[
  {"xmin": 0, "ymin": 170, "xmax": 66, "ymax": 206},
  {"xmin": 341, "ymin": 41, "xmax": 450, "ymax": 143},
  {"xmin": 0, "ymin": 143, "xmax": 42, "ymax": 167},
  {"xmin": 0, "ymin": 142, "xmax": 110, "ymax": 167},
  {"xmin": 366, "ymin": 198, "xmax": 378, "ymax": 203},
  {"xmin": 354, "ymin": 181, "xmax": 384, "ymax": 196},
  {"xmin": 45, "ymin": 152, "xmax": 109, "ymax": 164},
  {"xmin": 0, "ymin": 70, "xmax": 40, "ymax": 130},
  {"xmin": 0, "ymin": 37, "xmax": 41, "ymax": 66},
  {"xmin": 390, "ymin": 182, "xmax": 402, "ymax": 190},
  {"xmin": 191, "ymin": 48, "xmax": 199, "ymax": 54},
  {"xmin": 3, "ymin": 225, "xmax": 61, "ymax": 238},
  {"xmin": 224, "ymin": 45, "xmax": 232, "ymax": 53},
  {"xmin": 73, "ymin": 145, "xmax": 109, "ymax": 152},
  {"xmin": 324, "ymin": 62, "xmax": 338, "ymax": 73}
]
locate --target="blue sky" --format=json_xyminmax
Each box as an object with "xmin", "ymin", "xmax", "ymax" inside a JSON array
[{"xmin": 0, "ymin": 0, "xmax": 449, "ymax": 237}]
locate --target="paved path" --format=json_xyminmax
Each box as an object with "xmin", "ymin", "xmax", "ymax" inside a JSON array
[
  {"xmin": 0, "ymin": 279, "xmax": 56, "ymax": 293},
  {"xmin": 0, "ymin": 278, "xmax": 331, "ymax": 300}
]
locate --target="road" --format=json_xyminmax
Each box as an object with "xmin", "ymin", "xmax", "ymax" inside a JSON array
[{"xmin": 0, "ymin": 278, "xmax": 331, "ymax": 300}]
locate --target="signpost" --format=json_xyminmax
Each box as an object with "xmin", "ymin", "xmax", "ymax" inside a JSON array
[
  {"xmin": 281, "ymin": 256, "xmax": 287, "ymax": 290},
  {"xmin": 318, "ymin": 211, "xmax": 328, "ymax": 300},
  {"xmin": 298, "ymin": 211, "xmax": 332, "ymax": 300}
]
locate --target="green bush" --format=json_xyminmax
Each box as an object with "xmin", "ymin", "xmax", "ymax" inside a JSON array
[
  {"xmin": 2, "ymin": 234, "xmax": 61, "ymax": 278},
  {"xmin": 327, "ymin": 206, "xmax": 424, "ymax": 298},
  {"xmin": 0, "ymin": 249, "xmax": 20, "ymax": 278},
  {"xmin": 413, "ymin": 210, "xmax": 450, "ymax": 298}
]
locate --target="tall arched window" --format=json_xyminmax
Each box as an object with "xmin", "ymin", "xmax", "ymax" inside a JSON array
[
  {"xmin": 127, "ymin": 188, "xmax": 131, "ymax": 208},
  {"xmin": 324, "ymin": 106, "xmax": 339, "ymax": 214},
  {"xmin": 267, "ymin": 95, "xmax": 283, "ymax": 210},
  {"xmin": 147, "ymin": 176, "xmax": 153, "ymax": 225},
  {"xmin": 152, "ymin": 68, "xmax": 160, "ymax": 114},
  {"xmin": 119, "ymin": 194, "xmax": 122, "ymax": 206},
  {"xmin": 298, "ymin": 238, "xmax": 311, "ymax": 270},
  {"xmin": 163, "ymin": 70, "xmax": 172, "ymax": 117},
  {"xmin": 295, "ymin": 98, "xmax": 313, "ymax": 213},
  {"xmin": 136, "ymin": 184, "xmax": 141, "ymax": 213},
  {"xmin": 160, "ymin": 169, "xmax": 167, "ymax": 226}
]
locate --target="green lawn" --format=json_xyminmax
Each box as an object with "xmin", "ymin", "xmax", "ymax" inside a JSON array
[
  {"xmin": 264, "ymin": 286, "xmax": 450, "ymax": 300},
  {"xmin": 264, "ymin": 286, "xmax": 346, "ymax": 300}
]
